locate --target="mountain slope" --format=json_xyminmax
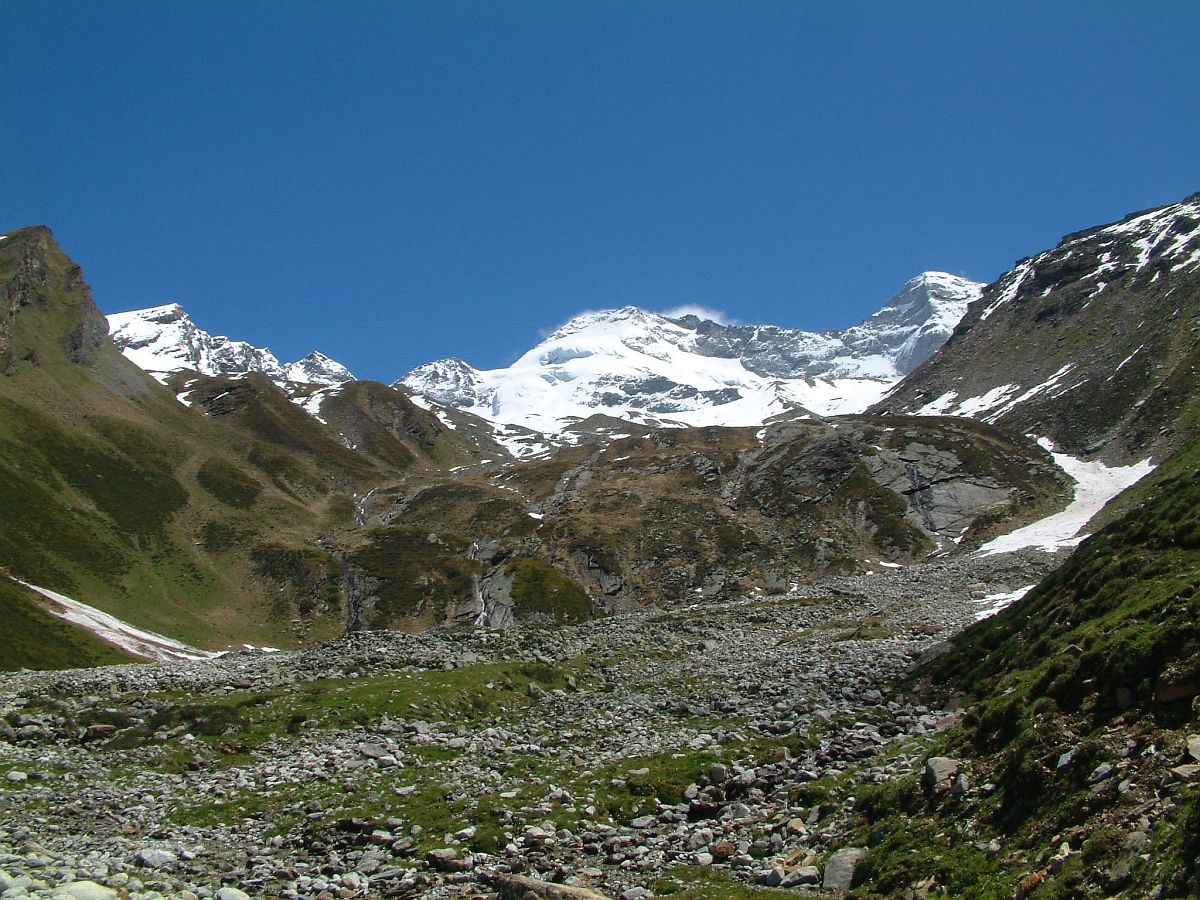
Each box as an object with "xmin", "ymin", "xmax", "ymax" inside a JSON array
[
  {"xmin": 0, "ymin": 577, "xmax": 139, "ymax": 670},
  {"xmin": 848, "ymin": 430, "xmax": 1200, "ymax": 897},
  {"xmin": 340, "ymin": 415, "xmax": 1067, "ymax": 630},
  {"xmin": 399, "ymin": 272, "xmax": 982, "ymax": 434},
  {"xmin": 108, "ymin": 303, "xmax": 355, "ymax": 387},
  {"xmin": 876, "ymin": 192, "xmax": 1200, "ymax": 463},
  {"xmin": 0, "ymin": 226, "xmax": 394, "ymax": 653}
]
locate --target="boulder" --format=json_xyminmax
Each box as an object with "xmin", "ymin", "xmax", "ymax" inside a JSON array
[
  {"xmin": 823, "ymin": 847, "xmax": 867, "ymax": 891},
  {"xmin": 134, "ymin": 848, "xmax": 178, "ymax": 869},
  {"xmin": 83, "ymin": 724, "xmax": 118, "ymax": 742},
  {"xmin": 51, "ymin": 882, "xmax": 118, "ymax": 900},
  {"xmin": 756, "ymin": 867, "xmax": 783, "ymax": 886},
  {"xmin": 782, "ymin": 866, "xmax": 821, "ymax": 887},
  {"xmin": 920, "ymin": 757, "xmax": 961, "ymax": 795}
]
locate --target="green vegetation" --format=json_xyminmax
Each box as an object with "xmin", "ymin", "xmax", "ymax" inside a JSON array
[
  {"xmin": 350, "ymin": 525, "xmax": 484, "ymax": 624},
  {"xmin": 928, "ymin": 439, "xmax": 1200, "ymax": 730},
  {"xmin": 249, "ymin": 543, "xmax": 341, "ymax": 618},
  {"xmin": 196, "ymin": 456, "xmax": 262, "ymax": 508},
  {"xmin": 650, "ymin": 867, "xmax": 795, "ymax": 898},
  {"xmin": 840, "ymin": 435, "xmax": 1200, "ymax": 896},
  {"xmin": 589, "ymin": 748, "xmax": 724, "ymax": 820},
  {"xmin": 0, "ymin": 578, "xmax": 137, "ymax": 670},
  {"xmin": 0, "ymin": 228, "xmax": 385, "ymax": 653},
  {"xmin": 393, "ymin": 482, "xmax": 538, "ymax": 540},
  {"xmin": 506, "ymin": 557, "xmax": 595, "ymax": 623}
]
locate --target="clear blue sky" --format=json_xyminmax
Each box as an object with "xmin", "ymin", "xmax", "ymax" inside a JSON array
[{"xmin": 3, "ymin": 2, "xmax": 1197, "ymax": 382}]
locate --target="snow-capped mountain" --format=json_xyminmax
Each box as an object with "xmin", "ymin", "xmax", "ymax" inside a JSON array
[
  {"xmin": 107, "ymin": 303, "xmax": 355, "ymax": 387},
  {"xmin": 399, "ymin": 272, "xmax": 981, "ymax": 434},
  {"xmin": 281, "ymin": 351, "xmax": 355, "ymax": 386}
]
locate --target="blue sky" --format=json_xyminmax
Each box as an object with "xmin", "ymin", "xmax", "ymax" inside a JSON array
[{"xmin": 3, "ymin": 2, "xmax": 1197, "ymax": 382}]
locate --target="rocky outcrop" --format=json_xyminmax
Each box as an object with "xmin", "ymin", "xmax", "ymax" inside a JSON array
[
  {"xmin": 0, "ymin": 226, "xmax": 109, "ymax": 373},
  {"xmin": 862, "ymin": 442, "xmax": 1013, "ymax": 544},
  {"xmin": 453, "ymin": 565, "xmax": 517, "ymax": 630}
]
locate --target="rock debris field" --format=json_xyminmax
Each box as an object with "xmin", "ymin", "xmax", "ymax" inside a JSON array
[{"xmin": 0, "ymin": 550, "xmax": 1059, "ymax": 899}]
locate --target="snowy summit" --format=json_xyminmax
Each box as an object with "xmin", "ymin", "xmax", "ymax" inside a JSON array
[
  {"xmin": 107, "ymin": 303, "xmax": 355, "ymax": 388},
  {"xmin": 398, "ymin": 272, "xmax": 982, "ymax": 434}
]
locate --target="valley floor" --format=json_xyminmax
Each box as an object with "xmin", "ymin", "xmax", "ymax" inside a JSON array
[{"xmin": 1, "ymin": 550, "xmax": 1061, "ymax": 899}]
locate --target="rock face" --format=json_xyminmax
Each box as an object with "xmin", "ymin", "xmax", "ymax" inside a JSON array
[
  {"xmin": 399, "ymin": 272, "xmax": 982, "ymax": 434},
  {"xmin": 860, "ymin": 441, "xmax": 1015, "ymax": 541},
  {"xmin": 675, "ymin": 272, "xmax": 981, "ymax": 380},
  {"xmin": 875, "ymin": 191, "xmax": 1200, "ymax": 463}
]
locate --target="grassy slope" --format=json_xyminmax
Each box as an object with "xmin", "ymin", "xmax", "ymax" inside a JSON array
[
  {"xmin": 829, "ymin": 435, "xmax": 1200, "ymax": 897},
  {"xmin": 0, "ymin": 227, "xmax": 393, "ymax": 650}
]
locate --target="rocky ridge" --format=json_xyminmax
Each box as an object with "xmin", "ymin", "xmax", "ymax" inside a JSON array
[
  {"xmin": 875, "ymin": 193, "xmax": 1200, "ymax": 464},
  {"xmin": 107, "ymin": 304, "xmax": 355, "ymax": 389}
]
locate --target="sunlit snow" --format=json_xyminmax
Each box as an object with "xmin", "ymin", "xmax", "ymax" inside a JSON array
[
  {"xmin": 400, "ymin": 274, "xmax": 980, "ymax": 435},
  {"xmin": 973, "ymin": 584, "xmax": 1037, "ymax": 620},
  {"xmin": 18, "ymin": 581, "xmax": 218, "ymax": 663},
  {"xmin": 975, "ymin": 439, "xmax": 1155, "ymax": 556}
]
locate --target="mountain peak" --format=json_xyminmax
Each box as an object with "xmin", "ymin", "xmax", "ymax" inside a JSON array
[
  {"xmin": 875, "ymin": 188, "xmax": 1200, "ymax": 461},
  {"xmin": 131, "ymin": 302, "xmax": 189, "ymax": 321},
  {"xmin": 0, "ymin": 224, "xmax": 111, "ymax": 371},
  {"xmin": 401, "ymin": 273, "xmax": 977, "ymax": 435},
  {"xmin": 107, "ymin": 305, "xmax": 354, "ymax": 388},
  {"xmin": 282, "ymin": 351, "xmax": 356, "ymax": 386}
]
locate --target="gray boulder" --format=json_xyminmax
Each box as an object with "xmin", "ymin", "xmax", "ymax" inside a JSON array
[
  {"xmin": 920, "ymin": 757, "xmax": 961, "ymax": 795},
  {"xmin": 823, "ymin": 847, "xmax": 867, "ymax": 891}
]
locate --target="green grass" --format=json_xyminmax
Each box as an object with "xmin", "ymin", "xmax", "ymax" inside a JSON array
[
  {"xmin": 506, "ymin": 557, "xmax": 596, "ymax": 624},
  {"xmin": 196, "ymin": 456, "xmax": 262, "ymax": 509},
  {"xmin": 155, "ymin": 659, "xmax": 591, "ymax": 848},
  {"xmin": 350, "ymin": 525, "xmax": 484, "ymax": 624},
  {"xmin": 649, "ymin": 866, "xmax": 798, "ymax": 898},
  {"xmin": 0, "ymin": 227, "xmax": 382, "ymax": 652},
  {"xmin": 835, "ymin": 434, "xmax": 1200, "ymax": 896}
]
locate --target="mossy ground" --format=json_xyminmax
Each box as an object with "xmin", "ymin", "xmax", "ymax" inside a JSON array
[{"xmin": 506, "ymin": 557, "xmax": 596, "ymax": 624}]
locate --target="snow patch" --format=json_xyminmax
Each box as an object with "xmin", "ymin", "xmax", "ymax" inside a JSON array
[
  {"xmin": 982, "ymin": 364, "xmax": 1075, "ymax": 422},
  {"xmin": 916, "ymin": 390, "xmax": 959, "ymax": 415},
  {"xmin": 954, "ymin": 384, "xmax": 1019, "ymax": 417},
  {"xmin": 975, "ymin": 440, "xmax": 1155, "ymax": 556},
  {"xmin": 974, "ymin": 584, "xmax": 1037, "ymax": 620},
  {"xmin": 980, "ymin": 260, "xmax": 1035, "ymax": 320},
  {"xmin": 17, "ymin": 581, "xmax": 218, "ymax": 663}
]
